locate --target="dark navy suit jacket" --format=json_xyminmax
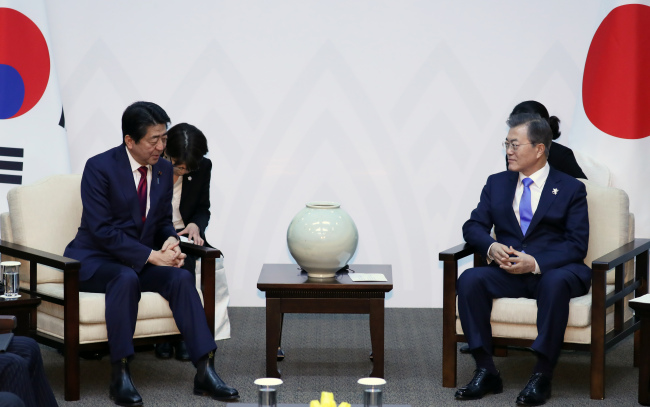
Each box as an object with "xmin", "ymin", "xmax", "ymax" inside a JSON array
[
  {"xmin": 64, "ymin": 145, "xmax": 178, "ymax": 281},
  {"xmin": 179, "ymin": 157, "xmax": 212, "ymax": 246},
  {"xmin": 462, "ymin": 167, "xmax": 591, "ymax": 288}
]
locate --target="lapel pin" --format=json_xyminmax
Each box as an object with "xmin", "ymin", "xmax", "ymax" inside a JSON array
[
  {"xmin": 552, "ymin": 188, "xmax": 558, "ymax": 195},
  {"xmin": 157, "ymin": 171, "xmax": 162, "ymax": 184},
  {"xmin": 188, "ymin": 176, "xmax": 192, "ymax": 181}
]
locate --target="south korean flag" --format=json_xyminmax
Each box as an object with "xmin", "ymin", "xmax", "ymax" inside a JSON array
[{"xmin": 0, "ymin": 1, "xmax": 70, "ymax": 213}]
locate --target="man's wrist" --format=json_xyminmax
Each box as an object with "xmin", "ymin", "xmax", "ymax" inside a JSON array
[
  {"xmin": 532, "ymin": 259, "xmax": 541, "ymax": 274},
  {"xmin": 486, "ymin": 242, "xmax": 497, "ymax": 263}
]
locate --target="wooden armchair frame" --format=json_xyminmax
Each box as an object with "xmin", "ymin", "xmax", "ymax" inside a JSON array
[
  {"xmin": 0, "ymin": 239, "xmax": 220, "ymax": 401},
  {"xmin": 439, "ymin": 238, "xmax": 650, "ymax": 400}
]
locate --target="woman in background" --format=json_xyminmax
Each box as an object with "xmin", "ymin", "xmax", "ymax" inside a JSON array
[
  {"xmin": 507, "ymin": 100, "xmax": 587, "ymax": 179},
  {"xmin": 156, "ymin": 122, "xmax": 212, "ymax": 361}
]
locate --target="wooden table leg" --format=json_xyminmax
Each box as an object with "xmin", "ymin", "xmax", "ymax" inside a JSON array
[
  {"xmin": 368, "ymin": 298, "xmax": 384, "ymax": 378},
  {"xmin": 277, "ymin": 313, "xmax": 285, "ymax": 361},
  {"xmin": 266, "ymin": 298, "xmax": 282, "ymax": 378}
]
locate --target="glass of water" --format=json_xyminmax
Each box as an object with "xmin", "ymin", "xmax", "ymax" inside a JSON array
[{"xmin": 1, "ymin": 261, "xmax": 21, "ymax": 298}]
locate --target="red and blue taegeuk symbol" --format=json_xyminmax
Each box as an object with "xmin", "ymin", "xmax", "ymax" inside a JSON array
[{"xmin": 0, "ymin": 7, "xmax": 50, "ymax": 119}]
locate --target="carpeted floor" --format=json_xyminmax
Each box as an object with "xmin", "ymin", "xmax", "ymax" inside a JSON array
[{"xmin": 44, "ymin": 307, "xmax": 639, "ymax": 406}]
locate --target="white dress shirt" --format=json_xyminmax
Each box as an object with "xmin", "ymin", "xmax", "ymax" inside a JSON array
[
  {"xmin": 487, "ymin": 163, "xmax": 550, "ymax": 273},
  {"xmin": 513, "ymin": 163, "xmax": 549, "ymax": 226}
]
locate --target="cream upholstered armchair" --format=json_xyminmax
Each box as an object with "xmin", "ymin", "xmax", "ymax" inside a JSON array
[
  {"xmin": 439, "ymin": 178, "xmax": 650, "ymax": 400},
  {"xmin": 0, "ymin": 174, "xmax": 228, "ymax": 401}
]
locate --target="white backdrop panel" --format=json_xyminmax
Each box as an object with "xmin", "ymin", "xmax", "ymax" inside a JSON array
[{"xmin": 42, "ymin": 1, "xmax": 636, "ymax": 307}]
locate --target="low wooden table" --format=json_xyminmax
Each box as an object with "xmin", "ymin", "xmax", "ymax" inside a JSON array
[
  {"xmin": 630, "ymin": 294, "xmax": 650, "ymax": 406},
  {"xmin": 257, "ymin": 264, "xmax": 393, "ymax": 379},
  {"xmin": 0, "ymin": 292, "xmax": 41, "ymax": 337}
]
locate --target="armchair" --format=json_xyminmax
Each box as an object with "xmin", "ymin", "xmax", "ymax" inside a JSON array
[
  {"xmin": 0, "ymin": 174, "xmax": 224, "ymax": 401},
  {"xmin": 439, "ymin": 178, "xmax": 649, "ymax": 399}
]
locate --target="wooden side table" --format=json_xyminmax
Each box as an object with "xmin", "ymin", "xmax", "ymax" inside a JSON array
[
  {"xmin": 630, "ymin": 294, "xmax": 650, "ymax": 406},
  {"xmin": 0, "ymin": 293, "xmax": 41, "ymax": 337},
  {"xmin": 257, "ymin": 264, "xmax": 393, "ymax": 379}
]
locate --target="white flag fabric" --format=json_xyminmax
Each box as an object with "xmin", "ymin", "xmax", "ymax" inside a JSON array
[
  {"xmin": 0, "ymin": 1, "xmax": 70, "ymax": 214},
  {"xmin": 571, "ymin": 0, "xmax": 650, "ymax": 237}
]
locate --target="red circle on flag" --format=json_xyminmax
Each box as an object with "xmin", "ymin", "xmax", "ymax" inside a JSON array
[
  {"xmin": 583, "ymin": 4, "xmax": 650, "ymax": 140},
  {"xmin": 0, "ymin": 8, "xmax": 50, "ymax": 119}
]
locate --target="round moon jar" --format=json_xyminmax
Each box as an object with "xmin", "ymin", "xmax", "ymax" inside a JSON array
[{"xmin": 286, "ymin": 202, "xmax": 359, "ymax": 278}]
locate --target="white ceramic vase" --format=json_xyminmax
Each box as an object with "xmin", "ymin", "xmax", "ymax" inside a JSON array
[{"xmin": 286, "ymin": 202, "xmax": 359, "ymax": 278}]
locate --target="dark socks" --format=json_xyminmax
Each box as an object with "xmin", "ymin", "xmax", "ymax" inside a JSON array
[
  {"xmin": 471, "ymin": 348, "xmax": 498, "ymax": 375},
  {"xmin": 533, "ymin": 352, "xmax": 554, "ymax": 377}
]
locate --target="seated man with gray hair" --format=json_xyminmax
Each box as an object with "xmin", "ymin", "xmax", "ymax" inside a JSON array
[{"xmin": 455, "ymin": 113, "xmax": 591, "ymax": 406}]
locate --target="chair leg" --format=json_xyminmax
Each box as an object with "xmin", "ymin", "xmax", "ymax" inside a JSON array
[
  {"xmin": 590, "ymin": 344, "xmax": 605, "ymax": 400},
  {"xmin": 64, "ymin": 339, "xmax": 80, "ymax": 401}
]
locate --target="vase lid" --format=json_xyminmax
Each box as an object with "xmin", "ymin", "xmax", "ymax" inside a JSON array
[{"xmin": 306, "ymin": 201, "xmax": 340, "ymax": 209}]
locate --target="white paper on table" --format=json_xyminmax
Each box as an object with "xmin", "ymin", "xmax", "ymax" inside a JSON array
[
  {"xmin": 179, "ymin": 235, "xmax": 194, "ymax": 244},
  {"xmin": 348, "ymin": 273, "xmax": 387, "ymax": 282},
  {"xmin": 630, "ymin": 294, "xmax": 650, "ymax": 304}
]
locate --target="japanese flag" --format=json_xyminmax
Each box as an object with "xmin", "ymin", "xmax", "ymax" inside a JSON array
[
  {"xmin": 0, "ymin": 1, "xmax": 70, "ymax": 214},
  {"xmin": 571, "ymin": 1, "xmax": 650, "ymax": 237}
]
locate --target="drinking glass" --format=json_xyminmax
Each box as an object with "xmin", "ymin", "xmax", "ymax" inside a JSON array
[
  {"xmin": 358, "ymin": 377, "xmax": 386, "ymax": 407},
  {"xmin": 1, "ymin": 261, "xmax": 21, "ymax": 298},
  {"xmin": 254, "ymin": 378, "xmax": 283, "ymax": 407}
]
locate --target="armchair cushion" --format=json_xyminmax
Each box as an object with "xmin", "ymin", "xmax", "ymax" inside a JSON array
[{"xmin": 5, "ymin": 174, "xmax": 82, "ymax": 284}]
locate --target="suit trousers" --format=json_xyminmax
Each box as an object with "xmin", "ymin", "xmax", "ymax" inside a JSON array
[
  {"xmin": 80, "ymin": 262, "xmax": 216, "ymax": 364},
  {"xmin": 457, "ymin": 265, "xmax": 588, "ymax": 366},
  {"xmin": 0, "ymin": 336, "xmax": 57, "ymax": 407},
  {"xmin": 0, "ymin": 392, "xmax": 24, "ymax": 407}
]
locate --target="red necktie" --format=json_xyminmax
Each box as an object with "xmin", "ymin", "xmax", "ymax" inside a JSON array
[{"xmin": 137, "ymin": 166, "xmax": 147, "ymax": 223}]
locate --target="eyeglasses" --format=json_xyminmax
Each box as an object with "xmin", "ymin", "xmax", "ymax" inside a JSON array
[{"xmin": 502, "ymin": 141, "xmax": 534, "ymax": 151}]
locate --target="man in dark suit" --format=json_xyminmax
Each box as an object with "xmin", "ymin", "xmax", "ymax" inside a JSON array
[
  {"xmin": 455, "ymin": 113, "xmax": 590, "ymax": 406},
  {"xmin": 0, "ymin": 336, "xmax": 57, "ymax": 407},
  {"xmin": 63, "ymin": 102, "xmax": 238, "ymax": 406}
]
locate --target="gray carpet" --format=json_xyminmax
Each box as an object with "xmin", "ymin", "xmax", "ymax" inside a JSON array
[{"xmin": 43, "ymin": 307, "xmax": 639, "ymax": 406}]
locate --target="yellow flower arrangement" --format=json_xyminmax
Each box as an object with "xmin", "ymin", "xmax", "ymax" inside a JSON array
[{"xmin": 309, "ymin": 391, "xmax": 351, "ymax": 407}]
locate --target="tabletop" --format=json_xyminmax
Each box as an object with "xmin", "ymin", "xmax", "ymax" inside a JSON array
[
  {"xmin": 0, "ymin": 292, "xmax": 41, "ymax": 307},
  {"xmin": 257, "ymin": 264, "xmax": 393, "ymax": 292}
]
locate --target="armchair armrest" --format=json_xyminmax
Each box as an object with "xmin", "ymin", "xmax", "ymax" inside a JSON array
[
  {"xmin": 439, "ymin": 243, "xmax": 475, "ymax": 262},
  {"xmin": 0, "ymin": 316, "xmax": 17, "ymax": 333},
  {"xmin": 179, "ymin": 242, "xmax": 222, "ymax": 259},
  {"xmin": 0, "ymin": 239, "xmax": 80, "ymax": 304},
  {"xmin": 590, "ymin": 238, "xmax": 650, "ymax": 358},
  {"xmin": 591, "ymin": 238, "xmax": 650, "ymax": 306}
]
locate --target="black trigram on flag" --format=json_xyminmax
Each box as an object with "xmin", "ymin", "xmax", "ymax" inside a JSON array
[{"xmin": 0, "ymin": 147, "xmax": 24, "ymax": 185}]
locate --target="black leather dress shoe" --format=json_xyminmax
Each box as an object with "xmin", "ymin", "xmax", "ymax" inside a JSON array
[
  {"xmin": 155, "ymin": 342, "xmax": 173, "ymax": 359},
  {"xmin": 516, "ymin": 373, "xmax": 551, "ymax": 406},
  {"xmin": 459, "ymin": 344, "xmax": 471, "ymax": 354},
  {"xmin": 174, "ymin": 341, "xmax": 191, "ymax": 361},
  {"xmin": 194, "ymin": 351, "xmax": 239, "ymax": 401},
  {"xmin": 109, "ymin": 358, "xmax": 143, "ymax": 407},
  {"xmin": 455, "ymin": 368, "xmax": 503, "ymax": 400}
]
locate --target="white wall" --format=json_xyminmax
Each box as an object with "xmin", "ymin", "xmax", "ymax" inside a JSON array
[{"xmin": 42, "ymin": 1, "xmax": 640, "ymax": 307}]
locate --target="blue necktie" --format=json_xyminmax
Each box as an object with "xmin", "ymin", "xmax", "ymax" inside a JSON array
[{"xmin": 519, "ymin": 178, "xmax": 533, "ymax": 235}]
